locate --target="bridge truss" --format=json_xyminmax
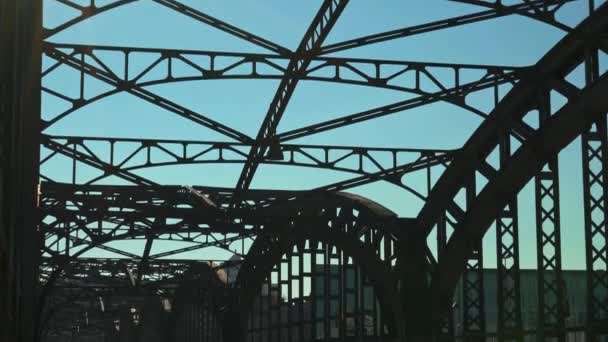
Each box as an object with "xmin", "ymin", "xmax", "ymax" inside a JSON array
[{"xmin": 2, "ymin": 0, "xmax": 608, "ymax": 341}]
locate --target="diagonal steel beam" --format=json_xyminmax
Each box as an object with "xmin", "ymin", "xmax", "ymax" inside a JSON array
[
  {"xmin": 275, "ymin": 70, "xmax": 523, "ymax": 143},
  {"xmin": 152, "ymin": 0, "xmax": 291, "ymax": 56},
  {"xmin": 233, "ymin": 0, "xmax": 349, "ymax": 198},
  {"xmin": 318, "ymin": 0, "xmax": 573, "ymax": 55},
  {"xmin": 136, "ymin": 236, "xmax": 154, "ymax": 287},
  {"xmin": 71, "ymin": 236, "xmax": 141, "ymax": 260},
  {"xmin": 42, "ymin": 136, "xmax": 158, "ymax": 186},
  {"xmin": 44, "ymin": 0, "xmax": 138, "ymax": 38},
  {"xmin": 44, "ymin": 46, "xmax": 253, "ymax": 143},
  {"xmin": 45, "ymin": 0, "xmax": 291, "ymax": 56},
  {"xmin": 42, "ymin": 134, "xmax": 455, "ymax": 188},
  {"xmin": 314, "ymin": 152, "xmax": 452, "ymax": 194},
  {"xmin": 43, "ymin": 42, "xmax": 525, "ymax": 94},
  {"xmin": 449, "ymin": 0, "xmax": 574, "ymax": 31},
  {"xmin": 252, "ymin": 152, "xmax": 452, "ymax": 210},
  {"xmin": 148, "ymin": 232, "xmax": 253, "ymax": 259},
  {"xmin": 42, "ymin": 225, "xmax": 142, "ymax": 259}
]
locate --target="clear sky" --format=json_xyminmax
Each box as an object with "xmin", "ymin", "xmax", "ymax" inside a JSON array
[{"xmin": 41, "ymin": 0, "xmax": 601, "ymax": 269}]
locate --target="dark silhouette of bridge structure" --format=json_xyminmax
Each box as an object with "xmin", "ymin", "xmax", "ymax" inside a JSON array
[{"xmin": 1, "ymin": 0, "xmax": 608, "ymax": 341}]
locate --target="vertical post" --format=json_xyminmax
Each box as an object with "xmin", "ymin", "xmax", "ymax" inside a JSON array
[
  {"xmin": 581, "ymin": 118, "xmax": 608, "ymax": 341},
  {"xmin": 436, "ymin": 212, "xmax": 455, "ymax": 341},
  {"xmin": 496, "ymin": 136, "xmax": 523, "ymax": 342},
  {"xmin": 581, "ymin": 30, "xmax": 608, "ymax": 340},
  {"xmin": 462, "ymin": 176, "xmax": 486, "ymax": 341},
  {"xmin": 401, "ymin": 222, "xmax": 432, "ymax": 341},
  {"xmin": 535, "ymin": 93, "xmax": 565, "ymax": 342},
  {"xmin": 0, "ymin": 0, "xmax": 42, "ymax": 341}
]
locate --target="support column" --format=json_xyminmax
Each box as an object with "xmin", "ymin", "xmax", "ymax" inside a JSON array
[
  {"xmin": 581, "ymin": 20, "xmax": 608, "ymax": 340},
  {"xmin": 496, "ymin": 137, "xmax": 523, "ymax": 342},
  {"xmin": 581, "ymin": 116, "xmax": 608, "ymax": 341},
  {"xmin": 496, "ymin": 200, "xmax": 523, "ymax": 341},
  {"xmin": 0, "ymin": 0, "xmax": 42, "ymax": 341},
  {"xmin": 535, "ymin": 94, "xmax": 565, "ymax": 342},
  {"xmin": 400, "ymin": 221, "xmax": 432, "ymax": 341},
  {"xmin": 436, "ymin": 212, "xmax": 455, "ymax": 341},
  {"xmin": 462, "ymin": 177, "xmax": 486, "ymax": 342}
]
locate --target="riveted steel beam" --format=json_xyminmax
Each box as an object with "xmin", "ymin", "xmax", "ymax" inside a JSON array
[
  {"xmin": 233, "ymin": 0, "xmax": 349, "ymax": 198},
  {"xmin": 319, "ymin": 0, "xmax": 574, "ymax": 55}
]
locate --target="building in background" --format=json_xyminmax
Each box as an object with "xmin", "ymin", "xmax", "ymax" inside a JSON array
[{"xmin": 453, "ymin": 269, "xmax": 591, "ymax": 340}]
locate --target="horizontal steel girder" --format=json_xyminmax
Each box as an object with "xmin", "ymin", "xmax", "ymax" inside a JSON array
[
  {"xmin": 41, "ymin": 134, "xmax": 454, "ymax": 197},
  {"xmin": 42, "ymin": 43, "xmax": 526, "ymax": 133}
]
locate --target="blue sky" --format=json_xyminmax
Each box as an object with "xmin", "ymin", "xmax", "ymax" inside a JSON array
[{"xmin": 41, "ymin": 0, "xmax": 600, "ymax": 268}]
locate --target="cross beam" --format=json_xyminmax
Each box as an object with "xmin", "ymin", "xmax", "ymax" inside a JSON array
[{"xmin": 233, "ymin": 0, "xmax": 349, "ymax": 198}]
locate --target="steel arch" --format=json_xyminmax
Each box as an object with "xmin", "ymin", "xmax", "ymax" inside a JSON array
[
  {"xmin": 230, "ymin": 194, "xmax": 405, "ymax": 341},
  {"xmin": 26, "ymin": 1, "xmax": 608, "ymax": 342},
  {"xmin": 411, "ymin": 1, "xmax": 608, "ymax": 330}
]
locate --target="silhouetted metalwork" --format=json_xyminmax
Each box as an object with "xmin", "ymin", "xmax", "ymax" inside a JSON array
[
  {"xmin": 420, "ymin": 4, "xmax": 608, "ymax": 342},
  {"xmin": 582, "ymin": 40, "xmax": 608, "ymax": 341},
  {"xmin": 1, "ymin": 0, "xmax": 42, "ymax": 341},
  {"xmin": 535, "ymin": 94, "xmax": 566, "ymax": 341},
  {"xmin": 495, "ymin": 137, "xmax": 523, "ymax": 342},
  {"xmin": 2, "ymin": 0, "xmax": 608, "ymax": 341}
]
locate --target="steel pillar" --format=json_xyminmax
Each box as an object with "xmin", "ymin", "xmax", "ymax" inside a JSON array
[
  {"xmin": 582, "ymin": 116, "xmax": 608, "ymax": 341},
  {"xmin": 582, "ymin": 34, "xmax": 608, "ymax": 340},
  {"xmin": 0, "ymin": 0, "xmax": 42, "ymax": 341},
  {"xmin": 583, "ymin": 16, "xmax": 608, "ymax": 338},
  {"xmin": 400, "ymin": 223, "xmax": 433, "ymax": 341},
  {"xmin": 496, "ymin": 137, "xmax": 523, "ymax": 341},
  {"xmin": 534, "ymin": 93, "xmax": 565, "ymax": 342},
  {"xmin": 462, "ymin": 177, "xmax": 486, "ymax": 341},
  {"xmin": 436, "ymin": 213, "xmax": 455, "ymax": 341}
]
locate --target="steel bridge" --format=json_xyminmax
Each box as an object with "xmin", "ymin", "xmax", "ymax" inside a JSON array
[{"xmin": 2, "ymin": 0, "xmax": 608, "ymax": 341}]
